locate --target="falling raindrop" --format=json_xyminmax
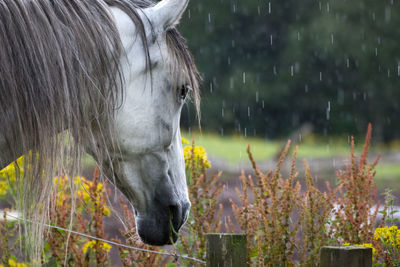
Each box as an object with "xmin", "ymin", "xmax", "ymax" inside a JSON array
[
  {"xmin": 273, "ymin": 65, "xmax": 277, "ymax": 75},
  {"xmin": 331, "ymin": 34, "xmax": 334, "ymax": 44},
  {"xmin": 243, "ymin": 72, "xmax": 246, "ymax": 84},
  {"xmin": 210, "ymin": 82, "xmax": 213, "ymax": 93},
  {"xmin": 244, "ymin": 128, "xmax": 247, "ymax": 137},
  {"xmin": 290, "ymin": 65, "xmax": 294, "ymax": 76},
  {"xmin": 270, "ymin": 35, "xmax": 273, "ymax": 46},
  {"xmin": 319, "ymin": 72, "xmax": 323, "ymax": 81},
  {"xmin": 248, "ymin": 107, "xmax": 251, "ymax": 117},
  {"xmin": 326, "ymin": 101, "xmax": 331, "ymax": 120},
  {"xmin": 297, "ymin": 32, "xmax": 300, "ymax": 41},
  {"xmin": 268, "ymin": 2, "xmax": 271, "ymax": 14},
  {"xmin": 256, "ymin": 91, "xmax": 259, "ymax": 102},
  {"xmin": 346, "ymin": 58, "xmax": 350, "ymax": 68},
  {"xmin": 257, "ymin": 6, "xmax": 261, "ymax": 15},
  {"xmin": 208, "ymin": 13, "xmax": 211, "ymax": 23},
  {"xmin": 222, "ymin": 108, "xmax": 224, "ymax": 117},
  {"xmin": 326, "ymin": 3, "xmax": 330, "ymax": 12}
]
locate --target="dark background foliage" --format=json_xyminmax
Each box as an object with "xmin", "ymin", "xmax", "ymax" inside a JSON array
[{"xmin": 179, "ymin": 0, "xmax": 400, "ymax": 142}]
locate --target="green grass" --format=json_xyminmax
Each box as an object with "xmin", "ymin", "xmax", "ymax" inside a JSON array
[
  {"xmin": 374, "ymin": 163, "xmax": 400, "ymax": 190},
  {"xmin": 182, "ymin": 131, "xmax": 365, "ymax": 163},
  {"xmin": 375, "ymin": 163, "xmax": 400, "ymax": 179},
  {"xmin": 183, "ymin": 132, "xmax": 280, "ymax": 163}
]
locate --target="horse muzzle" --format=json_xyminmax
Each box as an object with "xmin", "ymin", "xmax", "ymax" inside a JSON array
[{"xmin": 135, "ymin": 200, "xmax": 190, "ymax": 246}]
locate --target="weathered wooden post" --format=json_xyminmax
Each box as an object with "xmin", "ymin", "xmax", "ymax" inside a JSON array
[
  {"xmin": 206, "ymin": 233, "xmax": 246, "ymax": 267},
  {"xmin": 320, "ymin": 246, "xmax": 372, "ymax": 267}
]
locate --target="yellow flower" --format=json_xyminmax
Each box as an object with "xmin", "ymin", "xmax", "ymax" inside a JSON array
[
  {"xmin": 7, "ymin": 259, "xmax": 27, "ymax": 267},
  {"xmin": 103, "ymin": 206, "xmax": 111, "ymax": 216},
  {"xmin": 183, "ymin": 145, "xmax": 211, "ymax": 169},
  {"xmin": 103, "ymin": 242, "xmax": 112, "ymax": 252},
  {"xmin": 56, "ymin": 191, "xmax": 66, "ymax": 206},
  {"xmin": 374, "ymin": 226, "xmax": 400, "ymax": 247},
  {"xmin": 181, "ymin": 137, "xmax": 190, "ymax": 144},
  {"xmin": 82, "ymin": 240, "xmax": 112, "ymax": 254},
  {"xmin": 0, "ymin": 181, "xmax": 7, "ymax": 196},
  {"xmin": 54, "ymin": 176, "xmax": 68, "ymax": 190},
  {"xmin": 82, "ymin": 240, "xmax": 95, "ymax": 254}
]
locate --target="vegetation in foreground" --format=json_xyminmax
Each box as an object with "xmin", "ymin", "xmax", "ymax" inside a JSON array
[{"xmin": 0, "ymin": 124, "xmax": 399, "ymax": 266}]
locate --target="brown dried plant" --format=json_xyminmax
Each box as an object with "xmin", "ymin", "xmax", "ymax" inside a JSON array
[
  {"xmin": 230, "ymin": 141, "xmax": 301, "ymax": 265},
  {"xmin": 0, "ymin": 210, "xmax": 19, "ymax": 265},
  {"xmin": 329, "ymin": 123, "xmax": 381, "ymax": 244},
  {"xmin": 298, "ymin": 161, "xmax": 334, "ymax": 265},
  {"xmin": 230, "ymin": 123, "xmax": 385, "ymax": 266}
]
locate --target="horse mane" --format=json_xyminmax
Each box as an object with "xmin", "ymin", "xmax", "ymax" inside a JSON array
[{"xmin": 0, "ymin": 0, "xmax": 200, "ymax": 262}]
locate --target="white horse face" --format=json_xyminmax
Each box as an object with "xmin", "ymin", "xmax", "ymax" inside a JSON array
[{"xmin": 109, "ymin": 1, "xmax": 192, "ymax": 245}]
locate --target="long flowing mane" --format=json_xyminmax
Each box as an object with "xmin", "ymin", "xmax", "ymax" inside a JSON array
[{"xmin": 0, "ymin": 0, "xmax": 199, "ymax": 261}]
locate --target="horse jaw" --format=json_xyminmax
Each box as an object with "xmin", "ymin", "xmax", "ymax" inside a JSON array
[{"xmin": 107, "ymin": 4, "xmax": 191, "ymax": 245}]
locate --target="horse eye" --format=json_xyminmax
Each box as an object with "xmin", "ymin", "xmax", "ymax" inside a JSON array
[{"xmin": 179, "ymin": 85, "xmax": 191, "ymax": 100}]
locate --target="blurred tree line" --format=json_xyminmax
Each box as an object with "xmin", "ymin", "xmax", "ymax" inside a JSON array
[{"xmin": 179, "ymin": 0, "xmax": 400, "ymax": 142}]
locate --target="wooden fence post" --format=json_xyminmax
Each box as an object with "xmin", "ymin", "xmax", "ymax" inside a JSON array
[
  {"xmin": 320, "ymin": 246, "xmax": 372, "ymax": 267},
  {"xmin": 206, "ymin": 233, "xmax": 246, "ymax": 267}
]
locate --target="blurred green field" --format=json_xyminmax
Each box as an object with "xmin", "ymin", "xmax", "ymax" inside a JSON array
[
  {"xmin": 182, "ymin": 132, "xmax": 400, "ymax": 190},
  {"xmin": 182, "ymin": 131, "xmax": 364, "ymax": 163}
]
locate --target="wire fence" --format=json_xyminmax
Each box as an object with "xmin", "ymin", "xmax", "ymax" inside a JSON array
[{"xmin": 5, "ymin": 213, "xmax": 206, "ymax": 265}]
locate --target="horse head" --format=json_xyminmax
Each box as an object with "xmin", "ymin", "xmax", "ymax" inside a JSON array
[{"xmin": 103, "ymin": 0, "xmax": 197, "ymax": 246}]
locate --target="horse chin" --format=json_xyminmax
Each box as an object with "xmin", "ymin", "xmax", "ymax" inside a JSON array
[
  {"xmin": 134, "ymin": 201, "xmax": 190, "ymax": 246},
  {"xmin": 135, "ymin": 215, "xmax": 179, "ymax": 246}
]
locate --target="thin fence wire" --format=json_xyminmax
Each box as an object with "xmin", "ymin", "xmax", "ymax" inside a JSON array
[{"xmin": 5, "ymin": 213, "xmax": 206, "ymax": 265}]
